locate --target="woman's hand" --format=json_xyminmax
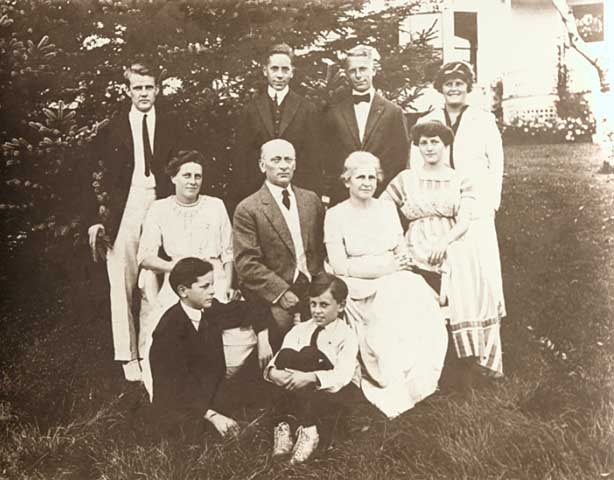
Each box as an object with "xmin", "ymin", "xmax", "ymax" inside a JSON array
[
  {"xmin": 394, "ymin": 252, "xmax": 414, "ymax": 271},
  {"xmin": 428, "ymin": 239, "xmax": 449, "ymax": 266},
  {"xmin": 256, "ymin": 329, "xmax": 273, "ymax": 369}
]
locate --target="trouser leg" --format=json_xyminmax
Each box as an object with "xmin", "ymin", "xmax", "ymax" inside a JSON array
[{"xmin": 106, "ymin": 186, "xmax": 156, "ymax": 363}]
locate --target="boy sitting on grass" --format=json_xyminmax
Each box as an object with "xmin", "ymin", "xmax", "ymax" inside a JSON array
[
  {"xmin": 150, "ymin": 257, "xmax": 259, "ymax": 438},
  {"xmin": 264, "ymin": 273, "xmax": 359, "ymax": 464}
]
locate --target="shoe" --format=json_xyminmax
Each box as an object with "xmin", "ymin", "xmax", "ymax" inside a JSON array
[
  {"xmin": 272, "ymin": 422, "xmax": 294, "ymax": 457},
  {"xmin": 290, "ymin": 425, "xmax": 319, "ymax": 465},
  {"xmin": 122, "ymin": 360, "xmax": 142, "ymax": 382}
]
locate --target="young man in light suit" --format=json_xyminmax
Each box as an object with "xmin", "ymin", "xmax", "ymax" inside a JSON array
[
  {"xmin": 86, "ymin": 62, "xmax": 183, "ymax": 381},
  {"xmin": 322, "ymin": 45, "xmax": 410, "ymax": 206},
  {"xmin": 233, "ymin": 139, "xmax": 325, "ymax": 353},
  {"xmin": 230, "ymin": 44, "xmax": 320, "ymax": 210}
]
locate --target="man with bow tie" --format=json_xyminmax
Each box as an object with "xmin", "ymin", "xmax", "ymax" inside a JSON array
[
  {"xmin": 230, "ymin": 44, "xmax": 320, "ymax": 212},
  {"xmin": 322, "ymin": 45, "xmax": 410, "ymax": 206},
  {"xmin": 86, "ymin": 62, "xmax": 183, "ymax": 381}
]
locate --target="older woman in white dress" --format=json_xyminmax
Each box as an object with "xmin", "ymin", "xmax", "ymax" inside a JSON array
[
  {"xmin": 324, "ymin": 152, "xmax": 448, "ymax": 418},
  {"xmin": 137, "ymin": 151, "xmax": 262, "ymax": 398}
]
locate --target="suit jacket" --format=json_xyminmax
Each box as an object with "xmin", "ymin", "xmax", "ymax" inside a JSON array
[
  {"xmin": 87, "ymin": 107, "xmax": 183, "ymax": 242},
  {"xmin": 409, "ymin": 106, "xmax": 504, "ymax": 218},
  {"xmin": 150, "ymin": 300, "xmax": 256, "ymax": 426},
  {"xmin": 323, "ymin": 92, "xmax": 410, "ymax": 205},
  {"xmin": 233, "ymin": 184, "xmax": 325, "ymax": 305},
  {"xmin": 231, "ymin": 90, "xmax": 320, "ymax": 205}
]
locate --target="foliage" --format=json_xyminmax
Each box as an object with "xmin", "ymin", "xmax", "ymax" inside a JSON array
[
  {"xmin": 0, "ymin": 0, "xmax": 437, "ymax": 277},
  {"xmin": 575, "ymin": 13, "xmax": 604, "ymax": 43},
  {"xmin": 502, "ymin": 112, "xmax": 595, "ymax": 145}
]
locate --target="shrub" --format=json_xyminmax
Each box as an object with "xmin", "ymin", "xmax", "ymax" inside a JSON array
[{"xmin": 0, "ymin": 0, "xmax": 437, "ymax": 282}]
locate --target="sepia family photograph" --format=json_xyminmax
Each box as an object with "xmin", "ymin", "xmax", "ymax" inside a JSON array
[{"xmin": 0, "ymin": 0, "xmax": 612, "ymax": 478}]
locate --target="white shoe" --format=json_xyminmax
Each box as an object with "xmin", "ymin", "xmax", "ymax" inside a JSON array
[
  {"xmin": 290, "ymin": 425, "xmax": 319, "ymax": 464},
  {"xmin": 122, "ymin": 360, "xmax": 142, "ymax": 382},
  {"xmin": 272, "ymin": 422, "xmax": 294, "ymax": 457}
]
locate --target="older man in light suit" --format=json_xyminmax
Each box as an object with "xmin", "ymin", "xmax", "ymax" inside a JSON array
[{"xmin": 233, "ymin": 139, "xmax": 325, "ymax": 353}]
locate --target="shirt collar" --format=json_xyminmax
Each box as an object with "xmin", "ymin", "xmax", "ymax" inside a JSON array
[
  {"xmin": 351, "ymin": 87, "xmax": 375, "ymax": 100},
  {"xmin": 265, "ymin": 180, "xmax": 294, "ymax": 198},
  {"xmin": 129, "ymin": 104, "xmax": 156, "ymax": 119},
  {"xmin": 180, "ymin": 301, "xmax": 202, "ymax": 322},
  {"xmin": 267, "ymin": 85, "xmax": 289, "ymax": 104}
]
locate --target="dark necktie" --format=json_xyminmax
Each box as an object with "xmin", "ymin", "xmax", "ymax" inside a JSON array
[
  {"xmin": 272, "ymin": 93, "xmax": 282, "ymax": 137},
  {"xmin": 353, "ymin": 93, "xmax": 370, "ymax": 104},
  {"xmin": 443, "ymin": 105, "xmax": 469, "ymax": 170},
  {"xmin": 142, "ymin": 114, "xmax": 153, "ymax": 177},
  {"xmin": 282, "ymin": 188, "xmax": 290, "ymax": 210}
]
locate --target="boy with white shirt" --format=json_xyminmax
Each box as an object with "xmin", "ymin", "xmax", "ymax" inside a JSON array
[{"xmin": 264, "ymin": 273, "xmax": 359, "ymax": 464}]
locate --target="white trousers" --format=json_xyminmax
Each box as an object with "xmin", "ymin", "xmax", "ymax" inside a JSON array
[{"xmin": 105, "ymin": 185, "xmax": 156, "ymax": 362}]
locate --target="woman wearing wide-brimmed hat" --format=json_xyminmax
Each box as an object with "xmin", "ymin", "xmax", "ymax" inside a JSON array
[{"xmin": 409, "ymin": 61, "xmax": 506, "ymax": 378}]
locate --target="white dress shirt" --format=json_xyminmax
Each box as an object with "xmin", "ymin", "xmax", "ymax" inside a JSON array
[
  {"xmin": 180, "ymin": 301, "xmax": 202, "ymax": 331},
  {"xmin": 264, "ymin": 318, "xmax": 359, "ymax": 393},
  {"xmin": 267, "ymin": 85, "xmax": 289, "ymax": 105},
  {"xmin": 352, "ymin": 87, "xmax": 375, "ymax": 144},
  {"xmin": 129, "ymin": 105, "xmax": 156, "ymax": 189},
  {"xmin": 265, "ymin": 181, "xmax": 309, "ymax": 282}
]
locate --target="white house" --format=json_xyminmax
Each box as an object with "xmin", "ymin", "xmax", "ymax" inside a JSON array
[{"xmin": 399, "ymin": 0, "xmax": 611, "ymax": 122}]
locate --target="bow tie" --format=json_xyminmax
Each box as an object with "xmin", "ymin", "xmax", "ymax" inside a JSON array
[{"xmin": 353, "ymin": 93, "xmax": 371, "ymax": 104}]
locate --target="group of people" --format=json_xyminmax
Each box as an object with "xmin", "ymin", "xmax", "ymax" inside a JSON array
[{"xmin": 86, "ymin": 42, "xmax": 506, "ymax": 465}]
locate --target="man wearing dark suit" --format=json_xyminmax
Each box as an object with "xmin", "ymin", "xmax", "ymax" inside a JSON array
[
  {"xmin": 322, "ymin": 45, "xmax": 410, "ymax": 206},
  {"xmin": 87, "ymin": 62, "xmax": 182, "ymax": 381},
  {"xmin": 233, "ymin": 139, "xmax": 325, "ymax": 352},
  {"xmin": 231, "ymin": 44, "xmax": 319, "ymax": 209}
]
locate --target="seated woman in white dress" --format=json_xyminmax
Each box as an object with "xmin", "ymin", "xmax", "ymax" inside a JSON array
[
  {"xmin": 324, "ymin": 151, "xmax": 448, "ymax": 418},
  {"xmin": 138, "ymin": 151, "xmax": 269, "ymax": 398}
]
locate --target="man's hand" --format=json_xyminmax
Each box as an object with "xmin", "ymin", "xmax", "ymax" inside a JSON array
[
  {"xmin": 88, "ymin": 224, "xmax": 106, "ymax": 263},
  {"xmin": 284, "ymin": 369, "xmax": 317, "ymax": 391},
  {"xmin": 256, "ymin": 329, "xmax": 273, "ymax": 369},
  {"xmin": 205, "ymin": 411, "xmax": 240, "ymax": 438},
  {"xmin": 278, "ymin": 290, "xmax": 299, "ymax": 310}
]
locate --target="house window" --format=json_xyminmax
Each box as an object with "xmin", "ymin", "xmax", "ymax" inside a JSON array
[{"xmin": 572, "ymin": 2, "xmax": 604, "ymax": 42}]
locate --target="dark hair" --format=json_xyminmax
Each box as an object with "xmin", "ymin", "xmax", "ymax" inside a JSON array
[
  {"xmin": 169, "ymin": 257, "xmax": 213, "ymax": 295},
  {"xmin": 266, "ymin": 43, "xmax": 294, "ymax": 64},
  {"xmin": 411, "ymin": 120, "xmax": 455, "ymax": 147},
  {"xmin": 308, "ymin": 273, "xmax": 348, "ymax": 304},
  {"xmin": 123, "ymin": 61, "xmax": 159, "ymax": 85},
  {"xmin": 165, "ymin": 150, "xmax": 206, "ymax": 177},
  {"xmin": 433, "ymin": 61, "xmax": 474, "ymax": 93}
]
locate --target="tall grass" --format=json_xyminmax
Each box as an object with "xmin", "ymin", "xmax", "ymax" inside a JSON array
[{"xmin": 1, "ymin": 143, "xmax": 613, "ymax": 479}]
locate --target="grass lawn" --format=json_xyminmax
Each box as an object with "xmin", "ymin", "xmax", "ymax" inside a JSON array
[{"xmin": 1, "ymin": 143, "xmax": 613, "ymax": 479}]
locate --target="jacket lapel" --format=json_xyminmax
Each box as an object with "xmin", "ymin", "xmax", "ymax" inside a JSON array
[
  {"xmin": 255, "ymin": 94, "xmax": 274, "ymax": 137},
  {"xmin": 362, "ymin": 93, "xmax": 385, "ymax": 149},
  {"xmin": 278, "ymin": 90, "xmax": 300, "ymax": 137},
  {"xmin": 259, "ymin": 185, "xmax": 296, "ymax": 257},
  {"xmin": 339, "ymin": 98, "xmax": 361, "ymax": 148},
  {"xmin": 293, "ymin": 186, "xmax": 310, "ymax": 252}
]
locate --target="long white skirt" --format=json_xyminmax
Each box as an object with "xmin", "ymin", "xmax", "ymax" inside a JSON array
[{"xmin": 341, "ymin": 271, "xmax": 448, "ymax": 418}]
